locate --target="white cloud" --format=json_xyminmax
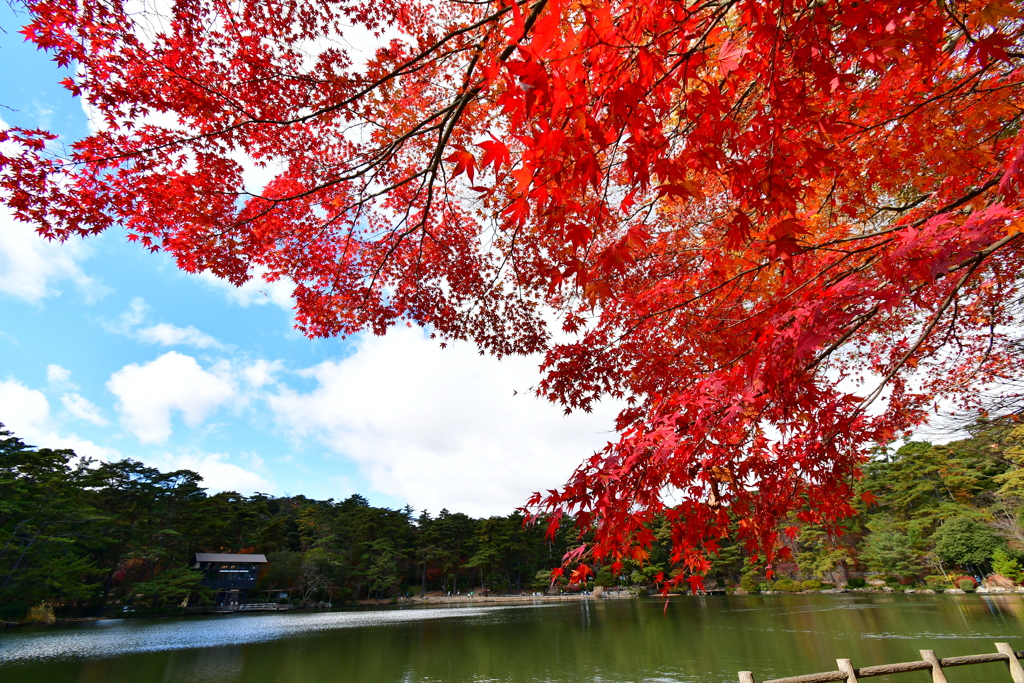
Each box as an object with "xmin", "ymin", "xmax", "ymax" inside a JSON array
[
  {"xmin": 242, "ymin": 359, "xmax": 283, "ymax": 388},
  {"xmin": 61, "ymin": 392, "xmax": 109, "ymax": 426},
  {"xmin": 196, "ymin": 266, "xmax": 294, "ymax": 311},
  {"xmin": 0, "ymin": 379, "xmax": 119, "ymax": 460},
  {"xmin": 110, "ymin": 297, "xmax": 148, "ymax": 331},
  {"xmin": 266, "ymin": 326, "xmax": 621, "ymax": 516},
  {"xmin": 150, "ymin": 450, "xmax": 275, "ymax": 495},
  {"xmin": 105, "ymin": 297, "xmax": 224, "ymax": 349},
  {"xmin": 31, "ymin": 101, "xmax": 55, "ymax": 129},
  {"xmin": 0, "ymin": 208, "xmax": 105, "ymax": 304},
  {"xmin": 1, "ymin": 374, "xmax": 269, "ymax": 494},
  {"xmin": 107, "ymin": 352, "xmax": 236, "ymax": 444},
  {"xmin": 0, "ymin": 378, "xmax": 52, "ymax": 437},
  {"xmin": 136, "ymin": 322, "xmax": 222, "ymax": 349},
  {"xmin": 45, "ymin": 367, "xmax": 109, "ymax": 426},
  {"xmin": 229, "ymin": 150, "xmax": 286, "ymax": 196},
  {"xmin": 46, "ymin": 364, "xmax": 76, "ymax": 389},
  {"xmin": 0, "ymin": 114, "xmax": 101, "ymax": 305}
]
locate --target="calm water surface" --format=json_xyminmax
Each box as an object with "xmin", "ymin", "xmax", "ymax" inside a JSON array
[{"xmin": 1, "ymin": 594, "xmax": 1023, "ymax": 682}]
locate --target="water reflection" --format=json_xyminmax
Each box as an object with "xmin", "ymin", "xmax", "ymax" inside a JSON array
[
  {"xmin": 0, "ymin": 595, "xmax": 1021, "ymax": 683},
  {"xmin": 0, "ymin": 606, "xmax": 523, "ymax": 662},
  {"xmin": 159, "ymin": 648, "xmax": 244, "ymax": 682}
]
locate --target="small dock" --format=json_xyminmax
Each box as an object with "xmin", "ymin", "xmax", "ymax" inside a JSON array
[{"xmin": 207, "ymin": 603, "xmax": 293, "ymax": 614}]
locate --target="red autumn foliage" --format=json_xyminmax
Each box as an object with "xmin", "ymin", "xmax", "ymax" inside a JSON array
[
  {"xmin": 569, "ymin": 563, "xmax": 593, "ymax": 584},
  {"xmin": 3, "ymin": 0, "xmax": 1024, "ymax": 584}
]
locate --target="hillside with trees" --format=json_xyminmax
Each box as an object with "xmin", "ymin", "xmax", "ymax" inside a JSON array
[
  {"xmin": 5, "ymin": 418, "xmax": 1024, "ymax": 623},
  {"xmin": 0, "ymin": 423, "xmax": 580, "ymax": 622}
]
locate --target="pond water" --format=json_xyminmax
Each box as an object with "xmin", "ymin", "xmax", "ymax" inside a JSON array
[{"xmin": 1, "ymin": 594, "xmax": 1022, "ymax": 683}]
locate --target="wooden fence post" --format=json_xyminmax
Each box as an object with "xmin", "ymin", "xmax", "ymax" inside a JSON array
[
  {"xmin": 920, "ymin": 650, "xmax": 948, "ymax": 683},
  {"xmin": 736, "ymin": 644, "xmax": 1024, "ymax": 683},
  {"xmin": 996, "ymin": 642, "xmax": 1024, "ymax": 683}
]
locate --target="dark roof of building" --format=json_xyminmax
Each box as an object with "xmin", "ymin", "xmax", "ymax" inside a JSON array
[{"xmin": 194, "ymin": 553, "xmax": 268, "ymax": 563}]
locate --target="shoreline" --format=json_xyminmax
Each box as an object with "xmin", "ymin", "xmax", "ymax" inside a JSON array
[
  {"xmin": 355, "ymin": 589, "xmax": 636, "ymax": 608},
  {"xmin": 10, "ymin": 586, "xmax": 1024, "ymax": 629}
]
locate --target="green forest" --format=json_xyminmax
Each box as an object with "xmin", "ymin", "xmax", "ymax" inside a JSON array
[{"xmin": 4, "ymin": 417, "xmax": 1024, "ymax": 623}]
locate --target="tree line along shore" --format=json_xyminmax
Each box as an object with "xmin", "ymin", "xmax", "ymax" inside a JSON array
[{"xmin": 4, "ymin": 417, "xmax": 1024, "ymax": 625}]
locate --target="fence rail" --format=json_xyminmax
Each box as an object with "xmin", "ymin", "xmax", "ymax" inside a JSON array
[{"xmin": 738, "ymin": 642, "xmax": 1024, "ymax": 683}]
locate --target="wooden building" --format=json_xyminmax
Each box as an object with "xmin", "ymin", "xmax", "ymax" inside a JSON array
[{"xmin": 193, "ymin": 552, "xmax": 268, "ymax": 607}]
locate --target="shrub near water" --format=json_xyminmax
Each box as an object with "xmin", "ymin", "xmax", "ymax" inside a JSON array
[
  {"xmin": 846, "ymin": 578, "xmax": 867, "ymax": 589},
  {"xmin": 957, "ymin": 577, "xmax": 977, "ymax": 593},
  {"xmin": 594, "ymin": 568, "xmax": 615, "ymax": 587},
  {"xmin": 24, "ymin": 604, "xmax": 55, "ymax": 625},
  {"xmin": 739, "ymin": 571, "xmax": 760, "ymax": 594},
  {"xmin": 992, "ymin": 549, "xmax": 1024, "ymax": 583}
]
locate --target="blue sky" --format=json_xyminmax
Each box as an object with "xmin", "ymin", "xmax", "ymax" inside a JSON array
[{"xmin": 0, "ymin": 5, "xmax": 619, "ymax": 516}]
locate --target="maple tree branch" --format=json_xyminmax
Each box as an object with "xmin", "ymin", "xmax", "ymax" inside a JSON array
[
  {"xmin": 858, "ymin": 232, "xmax": 1024, "ymax": 411},
  {"xmin": 860, "ymin": 265, "xmax": 985, "ymax": 412},
  {"xmin": 838, "ymin": 65, "xmax": 993, "ymax": 140},
  {"xmin": 56, "ymin": 0, "xmax": 536, "ymax": 173},
  {"xmin": 328, "ymin": 0, "xmax": 554, "ymax": 310},
  {"xmin": 610, "ymin": 171, "xmax": 1004, "ymax": 343},
  {"xmin": 815, "ymin": 176, "xmax": 1001, "ymax": 248}
]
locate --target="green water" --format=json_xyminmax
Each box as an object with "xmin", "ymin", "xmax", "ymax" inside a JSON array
[{"xmin": 1, "ymin": 594, "xmax": 1023, "ymax": 683}]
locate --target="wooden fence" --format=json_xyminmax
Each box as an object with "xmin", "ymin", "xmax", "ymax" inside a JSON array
[{"xmin": 738, "ymin": 642, "xmax": 1024, "ymax": 683}]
